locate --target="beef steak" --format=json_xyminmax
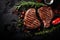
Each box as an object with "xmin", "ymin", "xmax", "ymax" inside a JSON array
[
  {"xmin": 38, "ymin": 6, "xmax": 54, "ymax": 28},
  {"xmin": 24, "ymin": 8, "xmax": 40, "ymax": 29}
]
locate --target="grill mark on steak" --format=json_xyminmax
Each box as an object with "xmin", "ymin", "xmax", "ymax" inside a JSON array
[
  {"xmin": 38, "ymin": 6, "xmax": 54, "ymax": 28},
  {"xmin": 39, "ymin": 7, "xmax": 53, "ymax": 19},
  {"xmin": 40, "ymin": 9, "xmax": 51, "ymax": 19},
  {"xmin": 24, "ymin": 8, "xmax": 40, "ymax": 29}
]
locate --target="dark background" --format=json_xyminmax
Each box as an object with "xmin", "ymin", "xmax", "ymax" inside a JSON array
[{"xmin": 0, "ymin": 0, "xmax": 60, "ymax": 40}]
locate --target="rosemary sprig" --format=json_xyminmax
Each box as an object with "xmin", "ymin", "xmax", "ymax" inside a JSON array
[{"xmin": 15, "ymin": 1, "xmax": 45, "ymax": 9}]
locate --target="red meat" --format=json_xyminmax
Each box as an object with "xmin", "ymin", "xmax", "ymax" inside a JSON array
[
  {"xmin": 24, "ymin": 8, "xmax": 40, "ymax": 29},
  {"xmin": 38, "ymin": 6, "xmax": 54, "ymax": 28}
]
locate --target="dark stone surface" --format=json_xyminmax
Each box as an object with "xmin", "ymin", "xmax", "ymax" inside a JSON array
[{"xmin": 0, "ymin": 0, "xmax": 60, "ymax": 40}]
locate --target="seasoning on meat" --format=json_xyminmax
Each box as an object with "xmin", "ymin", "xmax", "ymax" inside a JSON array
[{"xmin": 24, "ymin": 8, "xmax": 40, "ymax": 29}]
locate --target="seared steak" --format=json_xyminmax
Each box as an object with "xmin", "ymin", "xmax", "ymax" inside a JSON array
[
  {"xmin": 24, "ymin": 8, "xmax": 40, "ymax": 29},
  {"xmin": 38, "ymin": 6, "xmax": 53, "ymax": 28}
]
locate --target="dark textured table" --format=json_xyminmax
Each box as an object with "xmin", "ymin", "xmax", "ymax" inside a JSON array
[{"xmin": 0, "ymin": 0, "xmax": 60, "ymax": 40}]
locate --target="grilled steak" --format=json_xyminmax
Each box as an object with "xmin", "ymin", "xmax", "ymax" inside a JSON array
[
  {"xmin": 24, "ymin": 8, "xmax": 40, "ymax": 29},
  {"xmin": 38, "ymin": 6, "xmax": 53, "ymax": 28}
]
